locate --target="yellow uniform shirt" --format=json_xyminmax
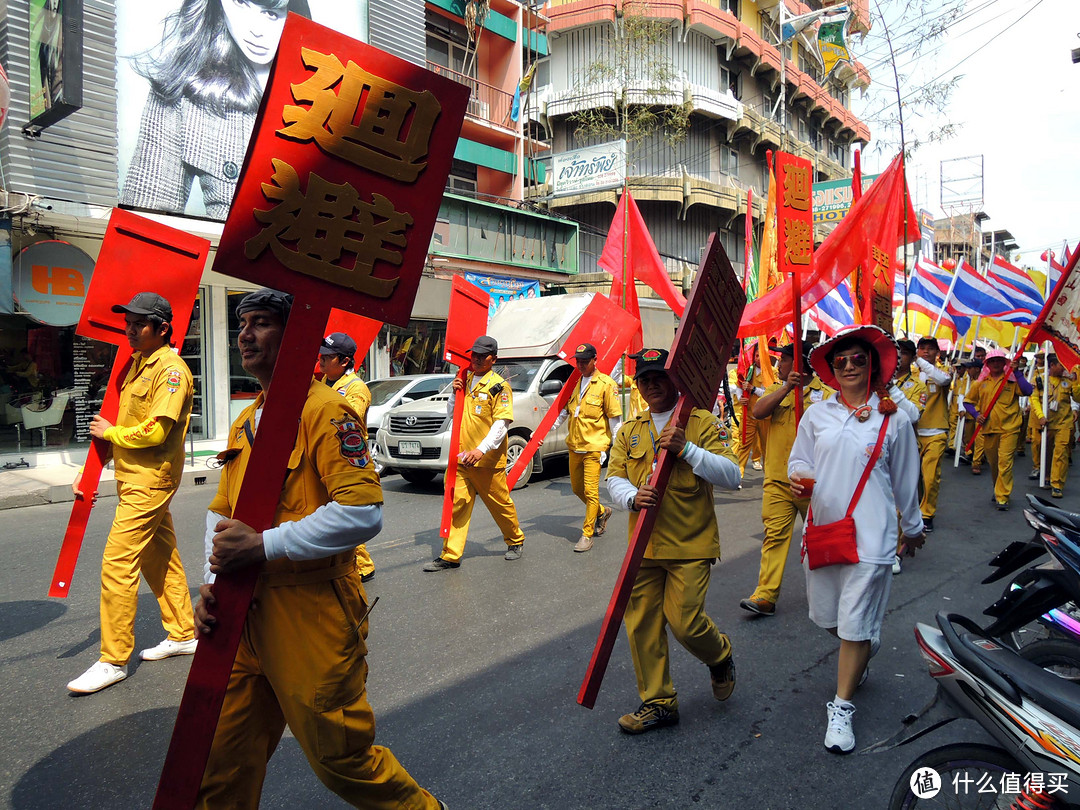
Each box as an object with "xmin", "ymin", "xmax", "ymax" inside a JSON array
[
  {"xmin": 761, "ymin": 378, "xmax": 832, "ymax": 483},
  {"xmin": 968, "ymin": 377, "xmax": 1025, "ymax": 434},
  {"xmin": 918, "ymin": 364, "xmax": 951, "ymax": 431},
  {"xmin": 1031, "ymin": 375, "xmax": 1074, "ymax": 431},
  {"xmin": 459, "ymin": 370, "xmax": 513, "ymax": 468},
  {"xmin": 896, "ymin": 368, "xmax": 928, "ymax": 420},
  {"xmin": 112, "ymin": 345, "xmax": 193, "ymax": 490},
  {"xmin": 209, "ymin": 380, "xmax": 382, "ymax": 576},
  {"xmin": 608, "ymin": 408, "xmax": 737, "ymax": 560},
  {"xmin": 331, "ymin": 370, "xmax": 371, "ymax": 428},
  {"xmin": 566, "ymin": 372, "xmax": 622, "ymax": 452}
]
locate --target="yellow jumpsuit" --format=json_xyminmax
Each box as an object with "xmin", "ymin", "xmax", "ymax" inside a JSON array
[
  {"xmin": 751, "ymin": 379, "xmax": 831, "ymax": 605},
  {"xmin": 100, "ymin": 345, "xmax": 194, "ymax": 666},
  {"xmin": 915, "ymin": 365, "xmax": 950, "ymax": 520},
  {"xmin": 608, "ymin": 408, "xmax": 738, "ymax": 711},
  {"xmin": 967, "ymin": 376, "xmax": 1026, "ymax": 503},
  {"xmin": 564, "ymin": 372, "xmax": 622, "ymax": 538},
  {"xmin": 330, "ymin": 370, "xmax": 375, "ymax": 577},
  {"xmin": 1031, "ymin": 375, "xmax": 1074, "ymax": 491},
  {"xmin": 949, "ymin": 373, "xmax": 979, "ymax": 461},
  {"xmin": 442, "ymin": 369, "xmax": 524, "ymax": 562},
  {"xmin": 731, "ymin": 367, "xmax": 770, "ymax": 475},
  {"xmin": 198, "ymin": 381, "xmax": 438, "ymax": 810}
]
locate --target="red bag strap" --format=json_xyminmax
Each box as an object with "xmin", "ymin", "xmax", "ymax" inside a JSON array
[{"xmin": 808, "ymin": 415, "xmax": 891, "ymax": 524}]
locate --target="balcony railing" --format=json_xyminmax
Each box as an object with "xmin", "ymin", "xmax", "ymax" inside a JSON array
[{"xmin": 426, "ymin": 61, "xmax": 514, "ymax": 129}]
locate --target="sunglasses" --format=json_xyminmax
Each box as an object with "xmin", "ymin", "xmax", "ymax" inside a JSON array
[{"xmin": 830, "ymin": 353, "xmax": 869, "ymax": 370}]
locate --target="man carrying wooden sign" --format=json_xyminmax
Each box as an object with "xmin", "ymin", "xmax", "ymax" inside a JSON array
[{"xmin": 605, "ymin": 348, "xmax": 742, "ymax": 734}]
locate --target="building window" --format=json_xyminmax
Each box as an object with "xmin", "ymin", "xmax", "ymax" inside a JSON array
[
  {"xmin": 721, "ymin": 146, "xmax": 739, "ymax": 176},
  {"xmin": 426, "ymin": 15, "xmax": 474, "ymax": 78}
]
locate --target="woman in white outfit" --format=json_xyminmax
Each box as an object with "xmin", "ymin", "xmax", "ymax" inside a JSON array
[{"xmin": 788, "ymin": 325, "xmax": 925, "ymax": 755}]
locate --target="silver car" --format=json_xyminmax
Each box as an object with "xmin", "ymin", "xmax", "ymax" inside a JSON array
[
  {"xmin": 364, "ymin": 374, "xmax": 454, "ymax": 475},
  {"xmin": 375, "ymin": 357, "xmax": 573, "ymax": 488}
]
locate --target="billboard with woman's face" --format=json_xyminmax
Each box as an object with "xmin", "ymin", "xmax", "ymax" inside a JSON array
[{"xmin": 115, "ymin": 0, "xmax": 367, "ymax": 220}]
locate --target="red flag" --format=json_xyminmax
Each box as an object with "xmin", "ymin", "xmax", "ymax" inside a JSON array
[
  {"xmin": 608, "ymin": 271, "xmax": 643, "ymax": 366},
  {"xmin": 599, "ymin": 190, "xmax": 687, "ymax": 317},
  {"xmin": 738, "ymin": 153, "xmax": 919, "ymax": 338},
  {"xmin": 1028, "ymin": 247, "xmax": 1080, "ymax": 369}
]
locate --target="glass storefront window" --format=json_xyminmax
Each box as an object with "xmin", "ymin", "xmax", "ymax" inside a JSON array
[
  {"xmin": 382, "ymin": 320, "xmax": 449, "ymax": 378},
  {"xmin": 178, "ymin": 289, "xmax": 207, "ymax": 439}
]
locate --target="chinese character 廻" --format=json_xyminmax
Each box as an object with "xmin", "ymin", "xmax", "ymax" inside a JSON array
[
  {"xmin": 279, "ymin": 47, "xmax": 442, "ymax": 183},
  {"xmin": 782, "ymin": 164, "xmax": 811, "ymax": 211},
  {"xmin": 783, "ymin": 218, "xmax": 812, "ymax": 266},
  {"xmin": 244, "ymin": 159, "xmax": 412, "ymax": 298}
]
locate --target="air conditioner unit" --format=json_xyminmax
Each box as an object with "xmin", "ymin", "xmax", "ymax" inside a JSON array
[{"xmin": 467, "ymin": 98, "xmax": 490, "ymax": 119}]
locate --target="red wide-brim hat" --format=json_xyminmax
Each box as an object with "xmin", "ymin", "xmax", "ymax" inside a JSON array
[{"xmin": 809, "ymin": 324, "xmax": 899, "ymax": 390}]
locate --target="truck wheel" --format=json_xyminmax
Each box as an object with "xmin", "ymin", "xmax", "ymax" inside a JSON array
[
  {"xmin": 400, "ymin": 469, "xmax": 436, "ymax": 485},
  {"xmin": 506, "ymin": 435, "xmax": 532, "ymax": 490}
]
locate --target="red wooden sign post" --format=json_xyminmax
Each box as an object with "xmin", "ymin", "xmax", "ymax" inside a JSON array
[
  {"xmin": 578, "ymin": 235, "xmax": 745, "ymax": 709},
  {"xmin": 153, "ymin": 15, "xmax": 469, "ymax": 809},
  {"xmin": 506, "ymin": 294, "xmax": 640, "ymax": 489},
  {"xmin": 775, "ymin": 151, "xmax": 814, "ymax": 424},
  {"xmin": 439, "ymin": 276, "xmax": 490, "ymax": 539},
  {"xmin": 49, "ymin": 209, "xmax": 208, "ymax": 598}
]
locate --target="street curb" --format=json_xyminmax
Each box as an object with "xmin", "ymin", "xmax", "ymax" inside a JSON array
[{"xmin": 0, "ymin": 464, "xmax": 224, "ymax": 511}]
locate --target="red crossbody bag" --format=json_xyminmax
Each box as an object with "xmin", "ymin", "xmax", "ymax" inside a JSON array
[{"xmin": 801, "ymin": 415, "xmax": 890, "ymax": 570}]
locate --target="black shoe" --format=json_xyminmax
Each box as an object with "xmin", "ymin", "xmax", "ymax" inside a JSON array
[
  {"xmin": 959, "ymin": 455, "xmax": 972, "ymax": 466},
  {"xmin": 360, "ymin": 571, "xmax": 375, "ymax": 583},
  {"xmin": 1029, "ymin": 470, "xmax": 1040, "ymax": 480},
  {"xmin": 996, "ymin": 500, "xmax": 1010, "ymax": 511},
  {"xmin": 923, "ymin": 516, "xmax": 934, "ymax": 533},
  {"xmin": 422, "ymin": 557, "xmax": 460, "ymax": 572},
  {"xmin": 709, "ymin": 656, "xmax": 736, "ymax": 701},
  {"xmin": 618, "ymin": 702, "xmax": 680, "ymax": 734}
]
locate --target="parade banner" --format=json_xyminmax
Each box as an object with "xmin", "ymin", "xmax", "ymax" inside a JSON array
[
  {"xmin": 775, "ymin": 150, "xmax": 813, "ymax": 421},
  {"xmin": 440, "ymin": 276, "xmax": 491, "ymax": 540},
  {"xmin": 578, "ymin": 234, "xmax": 745, "ymax": 709},
  {"xmin": 154, "ymin": 15, "xmax": 469, "ymax": 809},
  {"xmin": 50, "ymin": 209, "xmax": 208, "ymax": 599},
  {"xmin": 506, "ymin": 294, "xmax": 639, "ymax": 490}
]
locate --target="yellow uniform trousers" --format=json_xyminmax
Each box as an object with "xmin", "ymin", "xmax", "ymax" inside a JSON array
[
  {"xmin": 751, "ymin": 480, "xmax": 808, "ymax": 604},
  {"xmin": 568, "ymin": 451, "xmax": 603, "ymax": 538},
  {"xmin": 983, "ymin": 431, "xmax": 1020, "ymax": 502},
  {"xmin": 100, "ymin": 481, "xmax": 193, "ymax": 666},
  {"xmin": 917, "ymin": 433, "xmax": 948, "ymax": 519},
  {"xmin": 624, "ymin": 558, "xmax": 732, "ymax": 710},
  {"xmin": 354, "ymin": 544, "xmax": 375, "ymax": 577},
  {"xmin": 197, "ymin": 572, "xmax": 438, "ymax": 810},
  {"xmin": 1031, "ymin": 420, "xmax": 1044, "ymax": 472},
  {"xmin": 1042, "ymin": 425, "xmax": 1072, "ymax": 489},
  {"xmin": 733, "ymin": 411, "xmax": 767, "ymax": 474},
  {"xmin": 442, "ymin": 465, "xmax": 524, "ymax": 562}
]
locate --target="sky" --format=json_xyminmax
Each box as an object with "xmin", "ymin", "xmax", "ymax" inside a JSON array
[{"xmin": 851, "ymin": 0, "xmax": 1079, "ymax": 265}]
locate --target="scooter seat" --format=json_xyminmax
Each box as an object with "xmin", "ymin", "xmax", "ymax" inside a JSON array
[
  {"xmin": 961, "ymin": 632, "xmax": 1080, "ymax": 733},
  {"xmin": 1029, "ymin": 494, "xmax": 1080, "ymax": 533}
]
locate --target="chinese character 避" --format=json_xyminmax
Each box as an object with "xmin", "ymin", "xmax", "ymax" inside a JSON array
[
  {"xmin": 279, "ymin": 47, "xmax": 442, "ymax": 184},
  {"xmin": 245, "ymin": 159, "xmax": 412, "ymax": 297},
  {"xmin": 783, "ymin": 218, "xmax": 812, "ymax": 266}
]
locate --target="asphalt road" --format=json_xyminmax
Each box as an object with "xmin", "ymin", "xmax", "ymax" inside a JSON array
[{"xmin": 0, "ymin": 449, "xmax": 1073, "ymax": 809}]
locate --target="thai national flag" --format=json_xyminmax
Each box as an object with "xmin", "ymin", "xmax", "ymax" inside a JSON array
[
  {"xmin": 807, "ymin": 279, "xmax": 854, "ymax": 336},
  {"xmin": 952, "ymin": 260, "xmax": 1032, "ymax": 324},
  {"xmin": 906, "ymin": 258, "xmax": 967, "ymax": 337},
  {"xmin": 987, "ymin": 256, "xmax": 1043, "ymax": 317}
]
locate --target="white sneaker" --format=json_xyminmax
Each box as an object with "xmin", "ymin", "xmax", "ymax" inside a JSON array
[
  {"xmin": 751, "ymin": 459, "xmax": 763, "ymax": 471},
  {"xmin": 892, "ymin": 554, "xmax": 902, "ymax": 575},
  {"xmin": 824, "ymin": 701, "xmax": 856, "ymax": 754},
  {"xmin": 139, "ymin": 638, "xmax": 198, "ymax": 661},
  {"xmin": 67, "ymin": 661, "xmax": 127, "ymax": 694}
]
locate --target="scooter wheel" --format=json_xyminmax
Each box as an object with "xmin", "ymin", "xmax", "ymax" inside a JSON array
[
  {"xmin": 888, "ymin": 743, "xmax": 1023, "ymax": 809},
  {"xmin": 1018, "ymin": 638, "xmax": 1080, "ymax": 683}
]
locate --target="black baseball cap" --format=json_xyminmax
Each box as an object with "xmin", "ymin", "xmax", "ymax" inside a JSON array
[
  {"xmin": 574, "ymin": 342, "xmax": 597, "ymax": 361},
  {"xmin": 916, "ymin": 336, "xmax": 940, "ymax": 349},
  {"xmin": 236, "ymin": 288, "xmax": 293, "ymax": 321},
  {"xmin": 896, "ymin": 339, "xmax": 917, "ymax": 355},
  {"xmin": 320, "ymin": 332, "xmax": 357, "ymax": 358},
  {"xmin": 778, "ymin": 344, "xmax": 812, "ymax": 366},
  {"xmin": 632, "ymin": 348, "xmax": 669, "ymax": 379},
  {"xmin": 112, "ymin": 292, "xmax": 172, "ymax": 322},
  {"xmin": 471, "ymin": 336, "xmax": 498, "ymax": 356}
]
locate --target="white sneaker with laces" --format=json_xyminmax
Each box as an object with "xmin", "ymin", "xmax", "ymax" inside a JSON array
[
  {"xmin": 139, "ymin": 638, "xmax": 198, "ymax": 661},
  {"xmin": 892, "ymin": 554, "xmax": 902, "ymax": 575},
  {"xmin": 67, "ymin": 661, "xmax": 127, "ymax": 694},
  {"xmin": 824, "ymin": 701, "xmax": 856, "ymax": 754}
]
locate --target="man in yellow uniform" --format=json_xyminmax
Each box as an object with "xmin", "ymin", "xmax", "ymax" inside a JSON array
[
  {"xmin": 731, "ymin": 355, "xmax": 770, "ymax": 475},
  {"xmin": 424, "ymin": 335, "xmax": 525, "ymax": 571},
  {"xmin": 607, "ymin": 348, "xmax": 742, "ymax": 735},
  {"xmin": 913, "ymin": 337, "xmax": 952, "ymax": 533},
  {"xmin": 1027, "ymin": 353, "xmax": 1046, "ymax": 482},
  {"xmin": 318, "ymin": 331, "xmax": 376, "ymax": 582},
  {"xmin": 1031, "ymin": 354, "xmax": 1074, "ymax": 498},
  {"xmin": 964, "ymin": 350, "xmax": 1034, "ymax": 510},
  {"xmin": 67, "ymin": 292, "xmax": 195, "ymax": 694},
  {"xmin": 740, "ymin": 345, "xmax": 830, "ymax": 617},
  {"xmin": 949, "ymin": 359, "xmax": 981, "ymax": 459},
  {"xmin": 893, "ymin": 340, "xmax": 928, "ymax": 424},
  {"xmin": 193, "ymin": 289, "xmax": 444, "ymax": 810},
  {"xmin": 552, "ymin": 342, "xmax": 622, "ymax": 553}
]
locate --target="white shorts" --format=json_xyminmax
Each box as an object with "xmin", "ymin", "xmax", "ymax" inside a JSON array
[{"xmin": 804, "ymin": 559, "xmax": 892, "ymax": 641}]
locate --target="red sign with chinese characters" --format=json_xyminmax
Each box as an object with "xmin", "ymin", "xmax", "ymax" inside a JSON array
[
  {"xmin": 775, "ymin": 151, "xmax": 813, "ymax": 280},
  {"xmin": 215, "ymin": 15, "xmax": 470, "ymax": 326}
]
